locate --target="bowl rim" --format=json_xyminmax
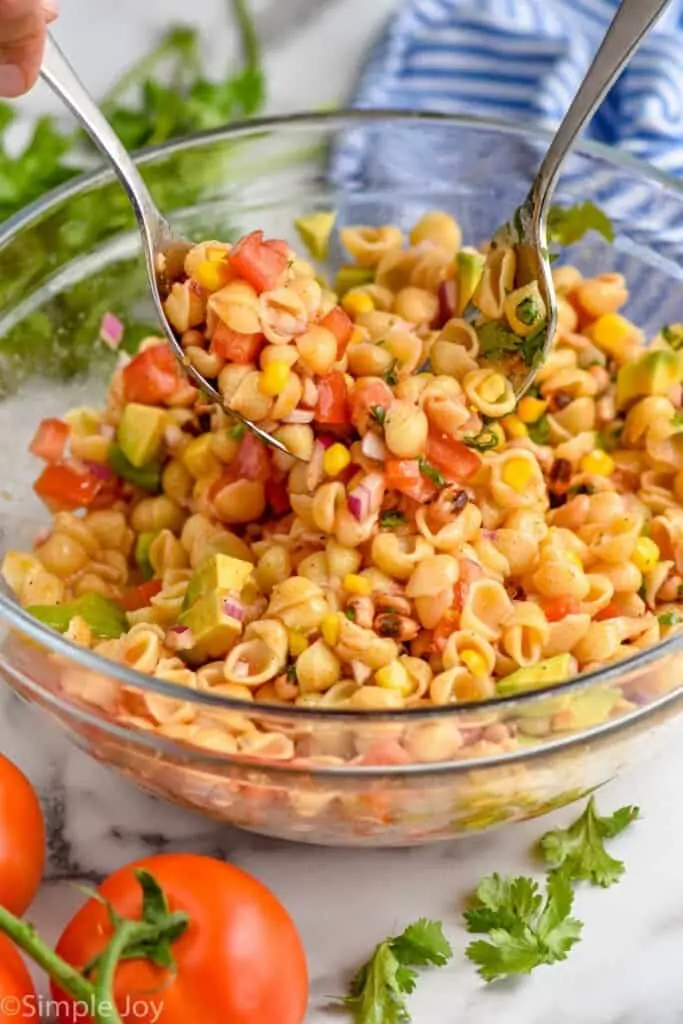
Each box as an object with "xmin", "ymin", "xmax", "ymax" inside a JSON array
[{"xmin": 2, "ymin": 107, "xmax": 683, "ymax": 728}]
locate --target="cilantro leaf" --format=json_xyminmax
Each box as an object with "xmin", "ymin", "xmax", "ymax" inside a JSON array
[
  {"xmin": 547, "ymin": 202, "xmax": 614, "ymax": 247},
  {"xmin": 382, "ymin": 364, "xmax": 399, "ymax": 387},
  {"xmin": 516, "ymin": 296, "xmax": 541, "ymax": 326},
  {"xmin": 662, "ymin": 324, "xmax": 683, "ymax": 351},
  {"xmin": 418, "ymin": 458, "xmax": 445, "ymax": 489},
  {"xmin": 465, "ymin": 870, "xmax": 582, "ymax": 982},
  {"xmin": 476, "ymin": 321, "xmax": 520, "ymax": 360},
  {"xmin": 520, "ymin": 324, "xmax": 548, "ymax": 368},
  {"xmin": 538, "ymin": 796, "xmax": 639, "ymax": 887},
  {"xmin": 659, "ymin": 611, "xmax": 681, "ymax": 627},
  {"xmin": 380, "ymin": 509, "xmax": 406, "ymax": 529},
  {"xmin": 343, "ymin": 919, "xmax": 452, "ymax": 1024}
]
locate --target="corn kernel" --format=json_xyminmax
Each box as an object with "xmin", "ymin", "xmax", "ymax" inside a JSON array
[
  {"xmin": 323, "ymin": 443, "xmax": 351, "ymax": 477},
  {"xmin": 348, "ymin": 327, "xmax": 365, "ymax": 346},
  {"xmin": 260, "ymin": 362, "xmax": 291, "ymax": 397},
  {"xmin": 501, "ymin": 457, "xmax": 534, "ymax": 491},
  {"xmin": 321, "ymin": 613, "xmax": 341, "ymax": 646},
  {"xmin": 342, "ymin": 291, "xmax": 375, "ymax": 318},
  {"xmin": 632, "ymin": 536, "xmax": 660, "ymax": 573},
  {"xmin": 479, "ymin": 373, "xmax": 506, "ymax": 403},
  {"xmin": 517, "ymin": 395, "xmax": 548, "ymax": 423},
  {"xmin": 182, "ymin": 435, "xmax": 219, "ymax": 479},
  {"xmin": 287, "ymin": 630, "xmax": 309, "ymax": 657},
  {"xmin": 500, "ymin": 414, "xmax": 528, "ymax": 439},
  {"xmin": 580, "ymin": 450, "xmax": 615, "ymax": 477},
  {"xmin": 343, "ymin": 573, "xmax": 372, "ymax": 597},
  {"xmin": 375, "ymin": 661, "xmax": 413, "ymax": 696},
  {"xmin": 588, "ymin": 313, "xmax": 635, "ymax": 357},
  {"xmin": 460, "ymin": 649, "xmax": 487, "ymax": 677},
  {"xmin": 193, "ymin": 259, "xmax": 229, "ymax": 293}
]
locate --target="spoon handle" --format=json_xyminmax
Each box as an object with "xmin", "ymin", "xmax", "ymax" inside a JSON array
[
  {"xmin": 532, "ymin": 0, "xmax": 671, "ymax": 219},
  {"xmin": 40, "ymin": 33, "xmax": 168, "ymax": 243}
]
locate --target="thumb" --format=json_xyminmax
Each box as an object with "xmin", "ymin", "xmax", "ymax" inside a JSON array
[{"xmin": 0, "ymin": 0, "xmax": 57, "ymax": 98}]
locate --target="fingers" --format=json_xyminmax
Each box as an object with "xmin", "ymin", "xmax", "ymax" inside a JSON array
[{"xmin": 0, "ymin": 0, "xmax": 57, "ymax": 98}]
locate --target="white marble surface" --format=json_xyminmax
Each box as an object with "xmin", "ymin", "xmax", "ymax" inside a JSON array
[{"xmin": 5, "ymin": 2, "xmax": 683, "ymax": 1022}]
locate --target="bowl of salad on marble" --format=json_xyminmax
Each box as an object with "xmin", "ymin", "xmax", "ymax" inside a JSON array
[{"xmin": 1, "ymin": 107, "xmax": 683, "ymax": 846}]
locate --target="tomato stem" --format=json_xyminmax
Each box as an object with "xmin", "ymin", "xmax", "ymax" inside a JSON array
[
  {"xmin": 91, "ymin": 920, "xmax": 139, "ymax": 1024},
  {"xmin": 0, "ymin": 904, "xmax": 95, "ymax": 1005}
]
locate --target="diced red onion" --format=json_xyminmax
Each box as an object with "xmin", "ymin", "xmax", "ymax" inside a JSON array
[
  {"xmin": 361, "ymin": 432, "xmax": 387, "ymax": 461},
  {"xmin": 84, "ymin": 461, "xmax": 114, "ymax": 481},
  {"xmin": 99, "ymin": 312, "xmax": 124, "ymax": 349},
  {"xmin": 282, "ymin": 409, "xmax": 315, "ymax": 425},
  {"xmin": 316, "ymin": 434, "xmax": 335, "ymax": 450},
  {"xmin": 166, "ymin": 626, "xmax": 195, "ymax": 651},
  {"xmin": 482, "ymin": 529, "xmax": 498, "ymax": 541},
  {"xmin": 436, "ymin": 279, "xmax": 457, "ymax": 328},
  {"xmin": 164, "ymin": 424, "xmax": 184, "ymax": 448},
  {"xmin": 99, "ymin": 423, "xmax": 116, "ymax": 440},
  {"xmin": 347, "ymin": 472, "xmax": 385, "ymax": 523},
  {"xmin": 222, "ymin": 595, "xmax": 245, "ymax": 622},
  {"xmin": 350, "ymin": 660, "xmax": 373, "ymax": 685}
]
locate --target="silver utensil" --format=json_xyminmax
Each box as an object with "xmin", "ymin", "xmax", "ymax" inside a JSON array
[
  {"xmin": 40, "ymin": 34, "xmax": 294, "ymax": 458},
  {"xmin": 484, "ymin": 0, "xmax": 671, "ymax": 397}
]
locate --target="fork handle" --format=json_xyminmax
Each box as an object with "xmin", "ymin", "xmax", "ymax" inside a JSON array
[{"xmin": 531, "ymin": 0, "xmax": 672, "ymax": 220}]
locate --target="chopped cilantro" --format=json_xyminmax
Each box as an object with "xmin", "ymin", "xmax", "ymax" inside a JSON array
[
  {"xmin": 516, "ymin": 296, "xmax": 541, "ymax": 326},
  {"xmin": 371, "ymin": 405, "xmax": 387, "ymax": 427},
  {"xmin": 539, "ymin": 797, "xmax": 639, "ymax": 888},
  {"xmin": 672, "ymin": 411, "xmax": 683, "ymax": 429},
  {"xmin": 476, "ymin": 321, "xmax": 520, "ymax": 360},
  {"xmin": 659, "ymin": 611, "xmax": 681, "ymax": 627},
  {"xmin": 228, "ymin": 422, "xmax": 246, "ymax": 441},
  {"xmin": 547, "ymin": 202, "xmax": 614, "ymax": 247},
  {"xmin": 382, "ymin": 364, "xmax": 399, "ymax": 387},
  {"xmin": 520, "ymin": 324, "xmax": 548, "ymax": 368},
  {"xmin": 567, "ymin": 482, "xmax": 595, "ymax": 498},
  {"xmin": 662, "ymin": 324, "xmax": 683, "ymax": 351},
  {"xmin": 380, "ymin": 510, "xmax": 406, "ymax": 529},
  {"xmin": 345, "ymin": 607, "xmax": 357, "ymax": 622},
  {"xmin": 418, "ymin": 458, "xmax": 445, "ymax": 489},
  {"xmin": 596, "ymin": 425, "xmax": 623, "ymax": 452}
]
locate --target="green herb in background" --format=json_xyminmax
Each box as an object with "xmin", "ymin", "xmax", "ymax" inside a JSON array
[
  {"xmin": 538, "ymin": 797, "xmax": 639, "ymax": 888},
  {"xmin": 342, "ymin": 918, "xmax": 452, "ymax": 1024},
  {"xmin": 547, "ymin": 201, "xmax": 614, "ymax": 247},
  {"xmin": 0, "ymin": 0, "xmax": 263, "ymax": 224}
]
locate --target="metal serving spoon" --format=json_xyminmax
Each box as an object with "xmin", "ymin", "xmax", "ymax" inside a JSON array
[
  {"xmin": 40, "ymin": 34, "xmax": 294, "ymax": 458},
  {"xmin": 483, "ymin": 0, "xmax": 671, "ymax": 398}
]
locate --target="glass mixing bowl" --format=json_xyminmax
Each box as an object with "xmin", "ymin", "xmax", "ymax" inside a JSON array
[{"xmin": 1, "ymin": 112, "xmax": 683, "ymax": 847}]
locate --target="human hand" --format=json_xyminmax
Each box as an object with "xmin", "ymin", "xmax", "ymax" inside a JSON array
[{"xmin": 0, "ymin": 0, "xmax": 57, "ymax": 98}]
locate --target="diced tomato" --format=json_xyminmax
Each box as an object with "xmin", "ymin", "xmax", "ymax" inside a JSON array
[
  {"xmin": 119, "ymin": 579, "xmax": 163, "ymax": 612},
  {"xmin": 426, "ymin": 432, "xmax": 481, "ymax": 482},
  {"xmin": 265, "ymin": 478, "xmax": 291, "ymax": 515},
  {"xmin": 356, "ymin": 740, "xmax": 413, "ymax": 767},
  {"xmin": 321, "ymin": 305, "xmax": 354, "ymax": 357},
  {"xmin": 452, "ymin": 558, "xmax": 486, "ymax": 612},
  {"xmin": 229, "ymin": 230, "xmax": 289, "ymax": 293},
  {"xmin": 34, "ymin": 464, "xmax": 102, "ymax": 511},
  {"xmin": 348, "ymin": 378, "xmax": 393, "ymax": 432},
  {"xmin": 385, "ymin": 459, "xmax": 436, "ymax": 503},
  {"xmin": 432, "ymin": 610, "xmax": 460, "ymax": 649},
  {"xmin": 122, "ymin": 345, "xmax": 180, "ymax": 405},
  {"xmin": 210, "ymin": 322, "xmax": 264, "ymax": 364},
  {"xmin": 29, "ymin": 418, "xmax": 69, "ymax": 463},
  {"xmin": 315, "ymin": 371, "xmax": 350, "ymax": 426},
  {"xmin": 541, "ymin": 595, "xmax": 582, "ymax": 622},
  {"xmin": 595, "ymin": 601, "xmax": 619, "ymax": 622},
  {"xmin": 234, "ymin": 432, "xmax": 271, "ymax": 482}
]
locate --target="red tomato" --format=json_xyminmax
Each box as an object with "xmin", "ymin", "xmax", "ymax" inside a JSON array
[
  {"xmin": 0, "ymin": 755, "xmax": 45, "ymax": 915},
  {"xmin": 34, "ymin": 464, "xmax": 102, "ymax": 512},
  {"xmin": 0, "ymin": 936, "xmax": 35, "ymax": 1023},
  {"xmin": 348, "ymin": 378, "xmax": 393, "ymax": 432},
  {"xmin": 29, "ymin": 418, "xmax": 69, "ymax": 463},
  {"xmin": 315, "ymin": 372, "xmax": 350, "ymax": 425},
  {"xmin": 265, "ymin": 478, "xmax": 291, "ymax": 515},
  {"xmin": 385, "ymin": 459, "xmax": 436, "ymax": 503},
  {"xmin": 452, "ymin": 558, "xmax": 486, "ymax": 612},
  {"xmin": 235, "ymin": 433, "xmax": 271, "ymax": 482},
  {"xmin": 123, "ymin": 346, "xmax": 181, "ymax": 405},
  {"xmin": 426, "ymin": 432, "xmax": 481, "ymax": 482},
  {"xmin": 52, "ymin": 853, "xmax": 309, "ymax": 1024},
  {"xmin": 432, "ymin": 609, "xmax": 460, "ymax": 649},
  {"xmin": 119, "ymin": 579, "xmax": 163, "ymax": 612},
  {"xmin": 321, "ymin": 306, "xmax": 353, "ymax": 357},
  {"xmin": 541, "ymin": 596, "xmax": 581, "ymax": 622},
  {"xmin": 229, "ymin": 231, "xmax": 289, "ymax": 293},
  {"xmin": 210, "ymin": 323, "xmax": 264, "ymax": 364},
  {"xmin": 595, "ymin": 601, "xmax": 619, "ymax": 622}
]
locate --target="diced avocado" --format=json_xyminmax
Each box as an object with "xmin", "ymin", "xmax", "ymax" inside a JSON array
[
  {"xmin": 180, "ymin": 590, "xmax": 243, "ymax": 660},
  {"xmin": 496, "ymin": 653, "xmax": 574, "ymax": 697},
  {"xmin": 294, "ymin": 211, "xmax": 337, "ymax": 261},
  {"xmin": 108, "ymin": 445, "xmax": 161, "ymax": 493},
  {"xmin": 335, "ymin": 265, "xmax": 373, "ymax": 297},
  {"xmin": 551, "ymin": 687, "xmax": 621, "ymax": 732},
  {"xmin": 616, "ymin": 349, "xmax": 683, "ymax": 409},
  {"xmin": 455, "ymin": 247, "xmax": 486, "ymax": 315},
  {"xmin": 28, "ymin": 593, "xmax": 127, "ymax": 639},
  {"xmin": 135, "ymin": 532, "xmax": 158, "ymax": 581},
  {"xmin": 182, "ymin": 553, "xmax": 254, "ymax": 612},
  {"xmin": 117, "ymin": 403, "xmax": 166, "ymax": 468}
]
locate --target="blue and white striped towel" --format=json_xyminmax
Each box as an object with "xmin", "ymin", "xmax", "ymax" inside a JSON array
[{"xmin": 350, "ymin": 0, "xmax": 683, "ymax": 175}]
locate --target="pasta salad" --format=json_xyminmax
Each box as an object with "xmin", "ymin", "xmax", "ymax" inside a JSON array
[{"xmin": 3, "ymin": 209, "xmax": 683, "ymax": 761}]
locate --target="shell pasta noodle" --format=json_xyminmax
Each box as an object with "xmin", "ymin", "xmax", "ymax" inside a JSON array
[{"xmin": 5, "ymin": 210, "xmax": 683, "ymax": 770}]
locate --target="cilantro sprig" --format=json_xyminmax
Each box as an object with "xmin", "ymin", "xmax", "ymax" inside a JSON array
[
  {"xmin": 342, "ymin": 919, "xmax": 452, "ymax": 1024},
  {"xmin": 547, "ymin": 201, "xmax": 614, "ymax": 247},
  {"xmin": 465, "ymin": 870, "xmax": 582, "ymax": 982},
  {"xmin": 539, "ymin": 797, "xmax": 639, "ymax": 888}
]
